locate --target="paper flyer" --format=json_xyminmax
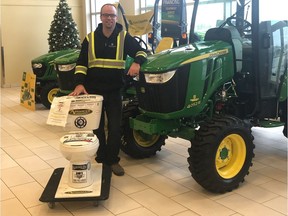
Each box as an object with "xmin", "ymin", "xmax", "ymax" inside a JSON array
[{"xmin": 46, "ymin": 96, "xmax": 72, "ymax": 127}]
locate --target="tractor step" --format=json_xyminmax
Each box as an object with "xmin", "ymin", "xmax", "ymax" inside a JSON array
[{"xmin": 258, "ymin": 119, "xmax": 285, "ymax": 128}]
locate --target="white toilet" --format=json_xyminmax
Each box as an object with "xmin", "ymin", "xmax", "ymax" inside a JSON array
[{"xmin": 58, "ymin": 95, "xmax": 103, "ymax": 189}]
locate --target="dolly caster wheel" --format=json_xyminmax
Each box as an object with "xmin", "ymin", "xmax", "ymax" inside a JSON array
[
  {"xmin": 93, "ymin": 201, "xmax": 99, "ymax": 207},
  {"xmin": 48, "ymin": 202, "xmax": 55, "ymax": 209}
]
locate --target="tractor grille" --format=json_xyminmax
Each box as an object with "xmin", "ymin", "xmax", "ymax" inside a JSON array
[
  {"xmin": 57, "ymin": 69, "xmax": 75, "ymax": 91},
  {"xmin": 32, "ymin": 66, "xmax": 47, "ymax": 78},
  {"xmin": 137, "ymin": 65, "xmax": 189, "ymax": 113}
]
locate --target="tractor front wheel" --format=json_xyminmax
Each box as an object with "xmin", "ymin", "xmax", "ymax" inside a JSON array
[
  {"xmin": 188, "ymin": 115, "xmax": 255, "ymax": 193},
  {"xmin": 40, "ymin": 82, "xmax": 59, "ymax": 109},
  {"xmin": 35, "ymin": 83, "xmax": 42, "ymax": 103},
  {"xmin": 121, "ymin": 100, "xmax": 167, "ymax": 158}
]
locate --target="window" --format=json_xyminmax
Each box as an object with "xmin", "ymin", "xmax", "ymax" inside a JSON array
[
  {"xmin": 86, "ymin": 0, "xmax": 119, "ymax": 32},
  {"xmin": 259, "ymin": 0, "xmax": 288, "ymax": 22},
  {"xmin": 139, "ymin": 0, "xmax": 155, "ymax": 13}
]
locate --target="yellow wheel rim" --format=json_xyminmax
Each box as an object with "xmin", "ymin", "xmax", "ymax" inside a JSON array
[
  {"xmin": 215, "ymin": 134, "xmax": 246, "ymax": 179},
  {"xmin": 133, "ymin": 130, "xmax": 160, "ymax": 148},
  {"xmin": 48, "ymin": 88, "xmax": 59, "ymax": 103}
]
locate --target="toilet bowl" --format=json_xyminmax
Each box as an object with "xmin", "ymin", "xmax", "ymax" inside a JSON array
[
  {"xmin": 60, "ymin": 131, "xmax": 99, "ymax": 188},
  {"xmin": 58, "ymin": 94, "xmax": 103, "ymax": 189}
]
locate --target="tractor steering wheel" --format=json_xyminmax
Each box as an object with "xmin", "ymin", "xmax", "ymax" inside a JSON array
[
  {"xmin": 226, "ymin": 17, "xmax": 252, "ymax": 35},
  {"xmin": 134, "ymin": 36, "xmax": 148, "ymax": 51}
]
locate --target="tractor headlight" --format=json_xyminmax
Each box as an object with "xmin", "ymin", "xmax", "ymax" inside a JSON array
[
  {"xmin": 32, "ymin": 63, "xmax": 42, "ymax": 68},
  {"xmin": 144, "ymin": 70, "xmax": 176, "ymax": 83},
  {"xmin": 57, "ymin": 63, "xmax": 76, "ymax": 72}
]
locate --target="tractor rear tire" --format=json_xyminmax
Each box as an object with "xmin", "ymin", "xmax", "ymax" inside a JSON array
[
  {"xmin": 188, "ymin": 115, "xmax": 255, "ymax": 193},
  {"xmin": 121, "ymin": 100, "xmax": 167, "ymax": 158},
  {"xmin": 40, "ymin": 82, "xmax": 59, "ymax": 109}
]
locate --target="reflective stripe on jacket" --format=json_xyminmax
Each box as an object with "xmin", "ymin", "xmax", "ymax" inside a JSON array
[{"xmin": 87, "ymin": 30, "xmax": 127, "ymax": 69}]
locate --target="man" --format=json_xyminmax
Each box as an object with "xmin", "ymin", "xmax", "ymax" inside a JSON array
[{"xmin": 69, "ymin": 3, "xmax": 147, "ymax": 176}]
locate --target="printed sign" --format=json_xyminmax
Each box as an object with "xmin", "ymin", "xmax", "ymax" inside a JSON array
[
  {"xmin": 161, "ymin": 0, "xmax": 184, "ymax": 38},
  {"xmin": 20, "ymin": 72, "xmax": 36, "ymax": 111},
  {"xmin": 46, "ymin": 96, "xmax": 72, "ymax": 127},
  {"xmin": 125, "ymin": 10, "xmax": 154, "ymax": 36}
]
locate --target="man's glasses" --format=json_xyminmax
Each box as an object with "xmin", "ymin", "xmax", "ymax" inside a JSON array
[{"xmin": 101, "ymin": 13, "xmax": 117, "ymax": 18}]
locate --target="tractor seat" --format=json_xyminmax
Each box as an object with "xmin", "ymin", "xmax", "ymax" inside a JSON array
[
  {"xmin": 155, "ymin": 37, "xmax": 174, "ymax": 53},
  {"xmin": 204, "ymin": 26, "xmax": 243, "ymax": 73}
]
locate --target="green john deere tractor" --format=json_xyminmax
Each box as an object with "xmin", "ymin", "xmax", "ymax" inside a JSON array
[
  {"xmin": 121, "ymin": 0, "xmax": 287, "ymax": 193},
  {"xmin": 31, "ymin": 49, "xmax": 78, "ymax": 108}
]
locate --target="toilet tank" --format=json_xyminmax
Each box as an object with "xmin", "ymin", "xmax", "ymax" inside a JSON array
[
  {"xmin": 66, "ymin": 95, "xmax": 103, "ymax": 130},
  {"xmin": 47, "ymin": 94, "xmax": 103, "ymax": 131}
]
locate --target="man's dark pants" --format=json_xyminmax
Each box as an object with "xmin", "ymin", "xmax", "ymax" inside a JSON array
[{"xmin": 93, "ymin": 89, "xmax": 122, "ymax": 165}]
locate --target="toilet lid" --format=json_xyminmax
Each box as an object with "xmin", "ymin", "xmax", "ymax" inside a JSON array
[{"xmin": 60, "ymin": 132, "xmax": 98, "ymax": 146}]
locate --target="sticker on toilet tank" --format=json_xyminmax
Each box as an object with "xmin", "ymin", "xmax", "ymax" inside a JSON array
[{"xmin": 72, "ymin": 163, "xmax": 90, "ymax": 183}]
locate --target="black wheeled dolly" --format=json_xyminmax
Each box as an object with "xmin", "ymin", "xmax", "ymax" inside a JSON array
[{"xmin": 39, "ymin": 164, "xmax": 111, "ymax": 209}]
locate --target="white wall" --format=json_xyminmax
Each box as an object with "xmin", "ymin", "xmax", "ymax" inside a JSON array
[{"xmin": 1, "ymin": 0, "xmax": 85, "ymax": 87}]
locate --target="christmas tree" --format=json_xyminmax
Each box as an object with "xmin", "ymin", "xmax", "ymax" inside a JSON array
[{"xmin": 48, "ymin": 0, "xmax": 81, "ymax": 52}]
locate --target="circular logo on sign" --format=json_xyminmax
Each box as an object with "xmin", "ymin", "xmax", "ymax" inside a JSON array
[{"xmin": 74, "ymin": 117, "xmax": 87, "ymax": 128}]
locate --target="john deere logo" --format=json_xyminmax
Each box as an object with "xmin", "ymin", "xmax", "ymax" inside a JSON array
[
  {"xmin": 69, "ymin": 109, "xmax": 92, "ymax": 115},
  {"xmin": 74, "ymin": 117, "xmax": 87, "ymax": 128}
]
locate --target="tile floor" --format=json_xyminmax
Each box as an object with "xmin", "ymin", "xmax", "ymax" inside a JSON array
[{"xmin": 1, "ymin": 87, "xmax": 287, "ymax": 216}]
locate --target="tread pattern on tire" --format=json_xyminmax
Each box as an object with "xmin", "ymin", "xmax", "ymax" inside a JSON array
[
  {"xmin": 188, "ymin": 115, "xmax": 255, "ymax": 193},
  {"xmin": 121, "ymin": 100, "xmax": 167, "ymax": 158}
]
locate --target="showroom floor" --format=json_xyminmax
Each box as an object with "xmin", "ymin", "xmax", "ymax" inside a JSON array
[{"xmin": 1, "ymin": 87, "xmax": 287, "ymax": 216}]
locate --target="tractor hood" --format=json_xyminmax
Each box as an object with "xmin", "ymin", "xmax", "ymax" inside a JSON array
[
  {"xmin": 141, "ymin": 41, "xmax": 230, "ymax": 72},
  {"xmin": 54, "ymin": 49, "xmax": 80, "ymax": 65},
  {"xmin": 31, "ymin": 49, "xmax": 77, "ymax": 64}
]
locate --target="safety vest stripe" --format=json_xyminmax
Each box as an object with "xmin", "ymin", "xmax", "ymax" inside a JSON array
[
  {"xmin": 87, "ymin": 30, "xmax": 126, "ymax": 69},
  {"xmin": 117, "ymin": 31, "xmax": 126, "ymax": 60},
  {"xmin": 87, "ymin": 32, "xmax": 96, "ymax": 62},
  {"xmin": 89, "ymin": 64, "xmax": 125, "ymax": 69},
  {"xmin": 116, "ymin": 33, "xmax": 120, "ymax": 60},
  {"xmin": 136, "ymin": 50, "xmax": 147, "ymax": 58},
  {"xmin": 75, "ymin": 65, "xmax": 87, "ymax": 75},
  {"xmin": 89, "ymin": 59, "xmax": 125, "ymax": 68}
]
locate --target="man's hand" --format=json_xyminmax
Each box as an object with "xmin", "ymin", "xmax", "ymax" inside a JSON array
[
  {"xmin": 127, "ymin": 62, "xmax": 140, "ymax": 77},
  {"xmin": 69, "ymin": 84, "xmax": 88, "ymax": 96}
]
